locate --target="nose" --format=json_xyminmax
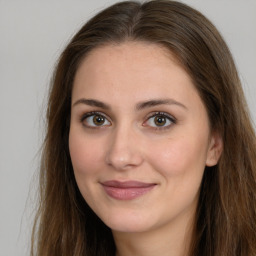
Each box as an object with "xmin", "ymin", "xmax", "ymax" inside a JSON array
[{"xmin": 105, "ymin": 125, "xmax": 144, "ymax": 170}]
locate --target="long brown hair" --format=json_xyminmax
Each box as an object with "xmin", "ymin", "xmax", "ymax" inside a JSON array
[{"xmin": 31, "ymin": 1, "xmax": 256, "ymax": 255}]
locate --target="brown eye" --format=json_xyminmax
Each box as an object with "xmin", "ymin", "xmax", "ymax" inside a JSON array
[
  {"xmin": 93, "ymin": 115, "xmax": 105, "ymax": 126},
  {"xmin": 82, "ymin": 113, "xmax": 111, "ymax": 127},
  {"xmin": 144, "ymin": 112, "xmax": 175, "ymax": 129},
  {"xmin": 154, "ymin": 116, "xmax": 167, "ymax": 126}
]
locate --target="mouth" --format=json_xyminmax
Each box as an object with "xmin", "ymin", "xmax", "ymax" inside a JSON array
[{"xmin": 100, "ymin": 180, "xmax": 157, "ymax": 200}]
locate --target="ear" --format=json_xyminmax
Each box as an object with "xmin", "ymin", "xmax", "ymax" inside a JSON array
[{"xmin": 206, "ymin": 131, "xmax": 223, "ymax": 167}]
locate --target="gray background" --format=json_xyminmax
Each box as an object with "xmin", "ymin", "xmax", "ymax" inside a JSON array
[{"xmin": 0, "ymin": 0, "xmax": 255, "ymax": 255}]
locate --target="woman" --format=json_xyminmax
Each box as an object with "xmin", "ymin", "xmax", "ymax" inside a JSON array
[{"xmin": 31, "ymin": 1, "xmax": 256, "ymax": 255}]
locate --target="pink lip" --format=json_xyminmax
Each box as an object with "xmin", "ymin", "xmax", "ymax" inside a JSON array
[{"xmin": 101, "ymin": 180, "xmax": 156, "ymax": 200}]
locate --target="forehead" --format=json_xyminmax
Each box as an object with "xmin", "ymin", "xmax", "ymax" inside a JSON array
[
  {"xmin": 77, "ymin": 41, "xmax": 181, "ymax": 74},
  {"xmin": 72, "ymin": 41, "xmax": 200, "ymax": 109},
  {"xmin": 74, "ymin": 42, "xmax": 188, "ymax": 84},
  {"xmin": 86, "ymin": 41, "xmax": 176, "ymax": 61}
]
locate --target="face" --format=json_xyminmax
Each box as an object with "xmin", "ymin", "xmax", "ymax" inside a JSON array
[{"xmin": 69, "ymin": 42, "xmax": 222, "ymax": 235}]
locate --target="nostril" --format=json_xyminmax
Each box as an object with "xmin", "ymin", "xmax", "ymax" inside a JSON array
[{"xmin": 105, "ymin": 148, "xmax": 143, "ymax": 170}]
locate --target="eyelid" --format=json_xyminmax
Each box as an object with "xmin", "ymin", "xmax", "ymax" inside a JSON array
[
  {"xmin": 80, "ymin": 111, "xmax": 112, "ymax": 127},
  {"xmin": 79, "ymin": 111, "xmax": 176, "ymax": 130},
  {"xmin": 143, "ymin": 111, "xmax": 176, "ymax": 129},
  {"xmin": 146, "ymin": 111, "xmax": 176, "ymax": 122}
]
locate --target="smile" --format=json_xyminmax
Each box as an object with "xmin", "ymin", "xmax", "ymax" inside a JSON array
[{"xmin": 101, "ymin": 180, "xmax": 157, "ymax": 200}]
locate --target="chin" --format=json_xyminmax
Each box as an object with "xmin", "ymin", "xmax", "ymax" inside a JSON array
[
  {"xmin": 108, "ymin": 221, "xmax": 151, "ymax": 233},
  {"xmin": 100, "ymin": 210, "xmax": 156, "ymax": 233}
]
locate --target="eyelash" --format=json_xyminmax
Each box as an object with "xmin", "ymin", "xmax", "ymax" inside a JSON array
[
  {"xmin": 80, "ymin": 111, "xmax": 176, "ymax": 130},
  {"xmin": 80, "ymin": 111, "xmax": 111, "ymax": 128},
  {"xmin": 144, "ymin": 112, "xmax": 176, "ymax": 130}
]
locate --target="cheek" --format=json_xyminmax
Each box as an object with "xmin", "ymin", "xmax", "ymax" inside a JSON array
[
  {"xmin": 147, "ymin": 134, "xmax": 209, "ymax": 178},
  {"xmin": 69, "ymin": 131, "xmax": 103, "ymax": 178}
]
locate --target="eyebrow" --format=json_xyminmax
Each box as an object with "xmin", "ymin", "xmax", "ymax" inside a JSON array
[
  {"xmin": 136, "ymin": 99, "xmax": 187, "ymax": 111},
  {"xmin": 72, "ymin": 98, "xmax": 187, "ymax": 111},
  {"xmin": 72, "ymin": 99, "xmax": 110, "ymax": 109}
]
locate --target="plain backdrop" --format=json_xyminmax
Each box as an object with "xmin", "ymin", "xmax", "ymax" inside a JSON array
[{"xmin": 0, "ymin": 0, "xmax": 255, "ymax": 255}]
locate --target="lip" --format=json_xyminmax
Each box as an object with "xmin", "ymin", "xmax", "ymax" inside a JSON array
[{"xmin": 101, "ymin": 180, "xmax": 156, "ymax": 200}]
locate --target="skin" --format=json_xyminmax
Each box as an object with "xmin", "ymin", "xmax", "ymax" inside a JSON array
[{"xmin": 69, "ymin": 42, "xmax": 222, "ymax": 256}]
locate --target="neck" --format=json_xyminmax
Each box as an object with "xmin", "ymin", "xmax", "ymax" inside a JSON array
[{"xmin": 113, "ymin": 209, "xmax": 195, "ymax": 256}]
